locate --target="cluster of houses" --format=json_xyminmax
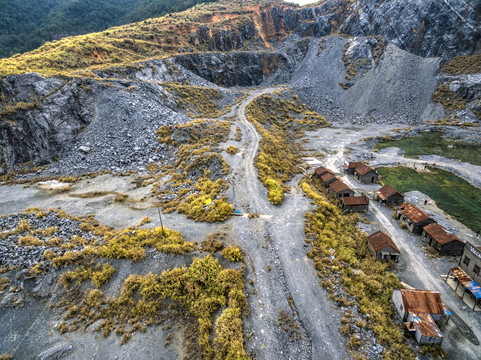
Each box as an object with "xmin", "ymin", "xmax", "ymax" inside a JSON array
[
  {"xmin": 391, "ymin": 240, "xmax": 481, "ymax": 345},
  {"xmin": 313, "ymin": 161, "xmax": 481, "ymax": 345},
  {"xmin": 314, "ymin": 166, "xmax": 369, "ymax": 213}
]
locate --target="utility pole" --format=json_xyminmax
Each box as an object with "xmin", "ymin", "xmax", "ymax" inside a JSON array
[{"xmin": 157, "ymin": 207, "xmax": 165, "ymax": 237}]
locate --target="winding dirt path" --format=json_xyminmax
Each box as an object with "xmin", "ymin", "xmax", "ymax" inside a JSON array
[{"xmin": 229, "ymin": 89, "xmax": 349, "ymax": 360}]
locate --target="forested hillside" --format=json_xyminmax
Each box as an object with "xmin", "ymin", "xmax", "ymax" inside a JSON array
[{"xmin": 0, "ymin": 0, "xmax": 217, "ymax": 58}]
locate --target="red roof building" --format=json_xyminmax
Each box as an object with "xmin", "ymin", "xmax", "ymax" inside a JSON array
[
  {"xmin": 367, "ymin": 231, "xmax": 400, "ymax": 262},
  {"xmin": 422, "ymin": 223, "xmax": 465, "ymax": 256}
]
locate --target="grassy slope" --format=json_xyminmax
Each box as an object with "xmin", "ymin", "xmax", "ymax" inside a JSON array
[
  {"xmin": 0, "ymin": 0, "xmax": 286, "ymax": 77},
  {"xmin": 375, "ymin": 132, "xmax": 481, "ymax": 166},
  {"xmin": 0, "ymin": 0, "xmax": 219, "ymax": 59},
  {"xmin": 377, "ymin": 166, "xmax": 481, "ymax": 232}
]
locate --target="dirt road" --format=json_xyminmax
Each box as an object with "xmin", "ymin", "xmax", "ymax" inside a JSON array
[{"xmin": 229, "ymin": 89, "xmax": 349, "ymax": 360}]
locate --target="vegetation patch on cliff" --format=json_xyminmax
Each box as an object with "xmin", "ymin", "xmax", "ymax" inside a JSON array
[
  {"xmin": 432, "ymin": 83, "xmax": 467, "ymax": 112},
  {"xmin": 301, "ymin": 177, "xmax": 415, "ymax": 360},
  {"xmin": 137, "ymin": 119, "xmax": 233, "ymax": 222},
  {"xmin": 162, "ymin": 82, "xmax": 229, "ymax": 118},
  {"xmin": 440, "ymin": 54, "xmax": 481, "ymax": 75},
  {"xmin": 245, "ymin": 90, "xmax": 329, "ymax": 205},
  {"xmin": 0, "ymin": 0, "xmax": 275, "ymax": 77}
]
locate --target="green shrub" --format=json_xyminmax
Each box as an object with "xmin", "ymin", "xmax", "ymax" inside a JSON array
[{"xmin": 222, "ymin": 246, "xmax": 243, "ymax": 262}]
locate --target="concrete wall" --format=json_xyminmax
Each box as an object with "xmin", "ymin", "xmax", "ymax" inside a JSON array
[
  {"xmin": 460, "ymin": 243, "xmax": 481, "ymax": 285},
  {"xmin": 392, "ymin": 290, "xmax": 407, "ymax": 321},
  {"xmin": 415, "ymin": 330, "xmax": 443, "ymax": 345}
]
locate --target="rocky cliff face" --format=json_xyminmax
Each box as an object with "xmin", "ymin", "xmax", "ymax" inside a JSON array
[
  {"xmin": 0, "ymin": 74, "xmax": 192, "ymax": 176},
  {"xmin": 0, "ymin": 75, "xmax": 93, "ymax": 173},
  {"xmin": 264, "ymin": 0, "xmax": 480, "ymax": 59},
  {"xmin": 173, "ymin": 51, "xmax": 295, "ymax": 87}
]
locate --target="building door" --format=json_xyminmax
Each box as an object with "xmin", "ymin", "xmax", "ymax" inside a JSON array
[{"xmin": 371, "ymin": 177, "xmax": 375, "ymax": 183}]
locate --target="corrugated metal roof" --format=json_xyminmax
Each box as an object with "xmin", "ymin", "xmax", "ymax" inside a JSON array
[
  {"xmin": 376, "ymin": 185, "xmax": 401, "ymax": 199},
  {"xmin": 315, "ymin": 166, "xmax": 333, "ymax": 175},
  {"xmin": 423, "ymin": 223, "xmax": 464, "ymax": 245},
  {"xmin": 347, "ymin": 162, "xmax": 363, "ymax": 169},
  {"xmin": 367, "ymin": 230, "xmax": 400, "ymax": 253},
  {"xmin": 354, "ymin": 163, "xmax": 376, "ymax": 176},
  {"xmin": 400, "ymin": 289, "xmax": 446, "ymax": 315},
  {"xmin": 342, "ymin": 196, "xmax": 369, "ymax": 206},
  {"xmin": 321, "ymin": 173, "xmax": 336, "ymax": 182},
  {"xmin": 399, "ymin": 202, "xmax": 433, "ymax": 223},
  {"xmin": 449, "ymin": 267, "xmax": 481, "ymax": 299},
  {"xmin": 329, "ymin": 181, "xmax": 353, "ymax": 194},
  {"xmin": 410, "ymin": 312, "xmax": 444, "ymax": 338}
]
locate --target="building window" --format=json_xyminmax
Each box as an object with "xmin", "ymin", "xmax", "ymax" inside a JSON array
[
  {"xmin": 474, "ymin": 265, "xmax": 480, "ymax": 276},
  {"xmin": 463, "ymin": 256, "xmax": 471, "ymax": 266}
]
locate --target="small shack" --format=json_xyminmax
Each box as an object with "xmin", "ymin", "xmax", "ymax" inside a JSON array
[
  {"xmin": 320, "ymin": 173, "xmax": 341, "ymax": 188},
  {"xmin": 395, "ymin": 202, "xmax": 436, "ymax": 234},
  {"xmin": 328, "ymin": 181, "xmax": 354, "ymax": 199},
  {"xmin": 343, "ymin": 162, "xmax": 363, "ymax": 175},
  {"xmin": 314, "ymin": 166, "xmax": 333, "ymax": 178},
  {"xmin": 354, "ymin": 164, "xmax": 379, "ymax": 184},
  {"xmin": 392, "ymin": 289, "xmax": 450, "ymax": 345},
  {"xmin": 367, "ymin": 231, "xmax": 400, "ymax": 262},
  {"xmin": 445, "ymin": 242, "xmax": 481, "ymax": 310},
  {"xmin": 422, "ymin": 223, "xmax": 465, "ymax": 256},
  {"xmin": 374, "ymin": 185, "xmax": 404, "ymax": 206},
  {"xmin": 340, "ymin": 195, "xmax": 369, "ymax": 213}
]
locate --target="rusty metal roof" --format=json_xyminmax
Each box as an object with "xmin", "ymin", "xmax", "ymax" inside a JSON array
[
  {"xmin": 399, "ymin": 202, "xmax": 433, "ymax": 223},
  {"xmin": 409, "ymin": 312, "xmax": 444, "ymax": 338},
  {"xmin": 367, "ymin": 230, "xmax": 400, "ymax": 253},
  {"xmin": 375, "ymin": 185, "xmax": 402, "ymax": 200},
  {"xmin": 315, "ymin": 166, "xmax": 333, "ymax": 176},
  {"xmin": 320, "ymin": 173, "xmax": 336, "ymax": 182},
  {"xmin": 423, "ymin": 223, "xmax": 464, "ymax": 245},
  {"xmin": 329, "ymin": 181, "xmax": 353, "ymax": 194},
  {"xmin": 342, "ymin": 195, "xmax": 369, "ymax": 206},
  {"xmin": 449, "ymin": 267, "xmax": 481, "ymax": 299},
  {"xmin": 347, "ymin": 162, "xmax": 364, "ymax": 169},
  {"xmin": 354, "ymin": 163, "xmax": 376, "ymax": 176},
  {"xmin": 399, "ymin": 289, "xmax": 446, "ymax": 315}
]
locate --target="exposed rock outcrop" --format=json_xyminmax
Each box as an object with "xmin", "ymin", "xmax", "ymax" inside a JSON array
[
  {"xmin": 173, "ymin": 51, "xmax": 295, "ymax": 87},
  {"xmin": 268, "ymin": 0, "xmax": 480, "ymax": 59},
  {"xmin": 0, "ymin": 74, "xmax": 93, "ymax": 173}
]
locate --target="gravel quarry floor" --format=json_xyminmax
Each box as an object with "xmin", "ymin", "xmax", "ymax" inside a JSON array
[{"xmin": 1, "ymin": 90, "xmax": 481, "ymax": 360}]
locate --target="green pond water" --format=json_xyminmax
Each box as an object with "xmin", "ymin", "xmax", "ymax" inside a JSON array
[
  {"xmin": 377, "ymin": 166, "xmax": 481, "ymax": 232},
  {"xmin": 375, "ymin": 132, "xmax": 481, "ymax": 165}
]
